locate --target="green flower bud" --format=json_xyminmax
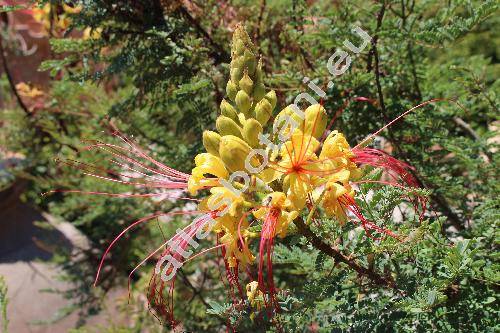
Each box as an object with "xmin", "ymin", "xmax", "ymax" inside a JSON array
[
  {"xmin": 230, "ymin": 67, "xmax": 244, "ymax": 84},
  {"xmin": 231, "ymin": 55, "xmax": 244, "ymax": 70},
  {"xmin": 242, "ymin": 49, "xmax": 256, "ymax": 75},
  {"xmin": 304, "ymin": 104, "xmax": 328, "ymax": 138},
  {"xmin": 202, "ymin": 130, "xmax": 221, "ymax": 157},
  {"xmin": 219, "ymin": 135, "xmax": 258, "ymax": 173},
  {"xmin": 220, "ymin": 99, "xmax": 239, "ymax": 122},
  {"xmin": 264, "ymin": 90, "xmax": 277, "ymax": 110},
  {"xmin": 235, "ymin": 90, "xmax": 251, "ymax": 115},
  {"xmin": 231, "ymin": 25, "xmax": 256, "ymax": 57},
  {"xmin": 216, "ymin": 116, "xmax": 243, "ymax": 138},
  {"xmin": 226, "ymin": 81, "xmax": 238, "ymax": 101},
  {"xmin": 254, "ymin": 98, "xmax": 273, "ymax": 126},
  {"xmin": 233, "ymin": 39, "xmax": 245, "ymax": 56},
  {"xmin": 239, "ymin": 71, "xmax": 253, "ymax": 95},
  {"xmin": 242, "ymin": 118, "xmax": 263, "ymax": 147},
  {"xmin": 254, "ymin": 60, "xmax": 263, "ymax": 84},
  {"xmin": 253, "ymin": 83, "xmax": 266, "ymax": 102}
]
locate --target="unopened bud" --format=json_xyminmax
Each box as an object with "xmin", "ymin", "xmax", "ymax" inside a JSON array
[
  {"xmin": 304, "ymin": 104, "xmax": 327, "ymax": 138},
  {"xmin": 239, "ymin": 71, "xmax": 253, "ymax": 95},
  {"xmin": 242, "ymin": 49, "xmax": 256, "ymax": 75},
  {"xmin": 242, "ymin": 118, "xmax": 263, "ymax": 147},
  {"xmin": 238, "ymin": 113, "xmax": 247, "ymax": 126},
  {"xmin": 226, "ymin": 81, "xmax": 238, "ymax": 101},
  {"xmin": 230, "ymin": 55, "xmax": 244, "ymax": 70},
  {"xmin": 253, "ymin": 83, "xmax": 266, "ymax": 102},
  {"xmin": 235, "ymin": 90, "xmax": 251, "ymax": 115},
  {"xmin": 230, "ymin": 67, "xmax": 244, "ymax": 84},
  {"xmin": 254, "ymin": 98, "xmax": 272, "ymax": 126},
  {"xmin": 233, "ymin": 39, "xmax": 245, "ymax": 55},
  {"xmin": 254, "ymin": 60, "xmax": 263, "ymax": 84},
  {"xmin": 219, "ymin": 135, "xmax": 255, "ymax": 172},
  {"xmin": 220, "ymin": 99, "xmax": 239, "ymax": 122},
  {"xmin": 202, "ymin": 131, "xmax": 221, "ymax": 157},
  {"xmin": 216, "ymin": 116, "xmax": 243, "ymax": 138},
  {"xmin": 231, "ymin": 25, "xmax": 256, "ymax": 58},
  {"xmin": 264, "ymin": 90, "xmax": 277, "ymax": 110}
]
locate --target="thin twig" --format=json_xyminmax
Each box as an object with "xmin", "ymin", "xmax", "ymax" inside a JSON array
[
  {"xmin": 255, "ymin": 0, "xmax": 266, "ymax": 46},
  {"xmin": 453, "ymin": 116, "xmax": 492, "ymax": 162},
  {"xmin": 294, "ymin": 217, "xmax": 398, "ymax": 290},
  {"xmin": 368, "ymin": 4, "xmax": 464, "ymax": 230},
  {"xmin": 453, "ymin": 116, "xmax": 480, "ymax": 141},
  {"xmin": 372, "ymin": 3, "xmax": 389, "ymax": 121},
  {"xmin": 178, "ymin": 269, "xmax": 209, "ymax": 307},
  {"xmin": 177, "ymin": 5, "xmax": 230, "ymax": 65},
  {"xmin": 177, "ymin": 268, "xmax": 227, "ymax": 325},
  {"xmin": 398, "ymin": 0, "xmax": 422, "ymax": 100}
]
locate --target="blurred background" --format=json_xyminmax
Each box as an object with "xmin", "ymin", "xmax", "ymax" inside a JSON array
[{"xmin": 0, "ymin": 1, "xmax": 498, "ymax": 332}]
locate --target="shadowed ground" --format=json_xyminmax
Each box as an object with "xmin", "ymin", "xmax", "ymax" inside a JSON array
[{"xmin": 0, "ymin": 181, "xmax": 129, "ymax": 333}]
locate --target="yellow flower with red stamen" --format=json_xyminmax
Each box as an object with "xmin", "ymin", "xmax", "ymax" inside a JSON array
[
  {"xmin": 214, "ymin": 214, "xmax": 255, "ymax": 267},
  {"xmin": 320, "ymin": 171, "xmax": 355, "ymax": 224},
  {"xmin": 253, "ymin": 192, "xmax": 299, "ymax": 238},
  {"xmin": 261, "ymin": 130, "xmax": 322, "ymax": 210},
  {"xmin": 67, "ymin": 24, "xmax": 427, "ymax": 325},
  {"xmin": 320, "ymin": 130, "xmax": 362, "ymax": 180}
]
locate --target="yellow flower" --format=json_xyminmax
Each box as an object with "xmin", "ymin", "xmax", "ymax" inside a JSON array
[
  {"xmin": 213, "ymin": 214, "xmax": 255, "ymax": 267},
  {"xmin": 280, "ymin": 129, "xmax": 320, "ymax": 166},
  {"xmin": 246, "ymin": 281, "xmax": 264, "ymax": 310},
  {"xmin": 321, "ymin": 181, "xmax": 354, "ymax": 224},
  {"xmin": 303, "ymin": 104, "xmax": 328, "ymax": 138},
  {"xmin": 273, "ymin": 104, "xmax": 327, "ymax": 140},
  {"xmin": 56, "ymin": 16, "xmax": 71, "ymax": 30},
  {"xmin": 208, "ymin": 186, "xmax": 245, "ymax": 217},
  {"xmin": 273, "ymin": 105, "xmax": 303, "ymax": 139},
  {"xmin": 319, "ymin": 130, "xmax": 362, "ymax": 180},
  {"xmin": 62, "ymin": 4, "xmax": 82, "ymax": 14},
  {"xmin": 83, "ymin": 27, "xmax": 103, "ymax": 40},
  {"xmin": 253, "ymin": 192, "xmax": 299, "ymax": 238},
  {"xmin": 198, "ymin": 189, "xmax": 254, "ymax": 268},
  {"xmin": 273, "ymin": 130, "xmax": 325, "ymax": 209},
  {"xmin": 32, "ymin": 3, "xmax": 72, "ymax": 33},
  {"xmin": 15, "ymin": 82, "xmax": 44, "ymax": 98},
  {"xmin": 320, "ymin": 130, "xmax": 355, "ymax": 161},
  {"xmin": 188, "ymin": 153, "xmax": 228, "ymax": 195},
  {"xmin": 32, "ymin": 4, "xmax": 52, "ymax": 32}
]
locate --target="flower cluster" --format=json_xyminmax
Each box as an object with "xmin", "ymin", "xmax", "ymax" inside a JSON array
[
  {"xmin": 30, "ymin": 2, "xmax": 100, "ymax": 39},
  {"xmin": 185, "ymin": 26, "xmax": 422, "ymax": 311},
  {"xmin": 31, "ymin": 3, "xmax": 76, "ymax": 34},
  {"xmin": 57, "ymin": 25, "xmax": 425, "ymax": 326}
]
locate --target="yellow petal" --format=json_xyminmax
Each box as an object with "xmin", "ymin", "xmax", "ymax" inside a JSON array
[
  {"xmin": 192, "ymin": 153, "xmax": 228, "ymax": 179},
  {"xmin": 287, "ymin": 174, "xmax": 309, "ymax": 210},
  {"xmin": 209, "ymin": 187, "xmax": 244, "ymax": 217},
  {"xmin": 329, "ymin": 168, "xmax": 351, "ymax": 183}
]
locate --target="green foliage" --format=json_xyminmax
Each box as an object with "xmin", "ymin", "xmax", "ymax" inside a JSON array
[
  {"xmin": 0, "ymin": 4, "xmax": 29, "ymax": 13},
  {"xmin": 0, "ymin": 0, "xmax": 498, "ymax": 332},
  {"xmin": 416, "ymin": 0, "xmax": 498, "ymax": 44},
  {"xmin": 0, "ymin": 276, "xmax": 7, "ymax": 333}
]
